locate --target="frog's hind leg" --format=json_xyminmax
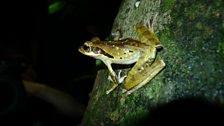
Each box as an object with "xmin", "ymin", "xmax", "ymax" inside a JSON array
[
  {"xmin": 126, "ymin": 60, "xmax": 165, "ymax": 95},
  {"xmin": 124, "ymin": 46, "xmax": 157, "ymax": 91},
  {"xmin": 147, "ymin": 12, "xmax": 158, "ymax": 32},
  {"xmin": 135, "ymin": 25, "xmax": 160, "ymax": 47}
]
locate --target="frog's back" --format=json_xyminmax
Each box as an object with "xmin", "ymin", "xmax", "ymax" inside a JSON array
[{"xmin": 92, "ymin": 39, "xmax": 148, "ymax": 64}]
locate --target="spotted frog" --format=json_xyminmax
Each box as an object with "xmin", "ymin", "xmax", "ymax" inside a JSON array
[{"xmin": 78, "ymin": 23, "xmax": 165, "ymax": 95}]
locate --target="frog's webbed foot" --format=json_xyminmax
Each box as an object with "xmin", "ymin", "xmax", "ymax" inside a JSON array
[
  {"xmin": 107, "ymin": 70, "xmax": 126, "ymax": 83},
  {"xmin": 106, "ymin": 74, "xmax": 118, "ymax": 94},
  {"xmin": 106, "ymin": 73, "xmax": 118, "ymax": 94},
  {"xmin": 117, "ymin": 70, "xmax": 127, "ymax": 83},
  {"xmin": 146, "ymin": 12, "xmax": 158, "ymax": 32},
  {"xmin": 106, "ymin": 70, "xmax": 127, "ymax": 94},
  {"xmin": 121, "ymin": 89, "xmax": 127, "ymax": 94},
  {"xmin": 106, "ymin": 83, "xmax": 118, "ymax": 94}
]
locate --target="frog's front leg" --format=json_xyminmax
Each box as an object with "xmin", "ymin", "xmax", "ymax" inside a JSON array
[
  {"xmin": 103, "ymin": 61, "xmax": 120, "ymax": 94},
  {"xmin": 108, "ymin": 70, "xmax": 127, "ymax": 84},
  {"xmin": 106, "ymin": 70, "xmax": 127, "ymax": 94}
]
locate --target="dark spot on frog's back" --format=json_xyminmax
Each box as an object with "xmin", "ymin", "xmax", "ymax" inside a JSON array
[
  {"xmin": 131, "ymin": 43, "xmax": 137, "ymax": 46},
  {"xmin": 142, "ymin": 30, "xmax": 152, "ymax": 36}
]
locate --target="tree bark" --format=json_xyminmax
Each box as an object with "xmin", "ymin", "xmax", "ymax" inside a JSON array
[{"xmin": 81, "ymin": 0, "xmax": 224, "ymax": 125}]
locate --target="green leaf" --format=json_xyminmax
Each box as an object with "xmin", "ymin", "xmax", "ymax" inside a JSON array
[{"xmin": 48, "ymin": 1, "xmax": 66, "ymax": 15}]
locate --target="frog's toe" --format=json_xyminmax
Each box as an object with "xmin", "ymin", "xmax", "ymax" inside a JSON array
[
  {"xmin": 107, "ymin": 75, "xmax": 113, "ymax": 82},
  {"xmin": 117, "ymin": 70, "xmax": 127, "ymax": 84},
  {"xmin": 106, "ymin": 84, "xmax": 118, "ymax": 94},
  {"xmin": 118, "ymin": 75, "xmax": 127, "ymax": 84},
  {"xmin": 121, "ymin": 89, "xmax": 127, "ymax": 93},
  {"xmin": 106, "ymin": 89, "xmax": 113, "ymax": 94}
]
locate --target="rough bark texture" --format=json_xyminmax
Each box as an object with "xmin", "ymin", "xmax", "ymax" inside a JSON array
[{"xmin": 81, "ymin": 0, "xmax": 224, "ymax": 125}]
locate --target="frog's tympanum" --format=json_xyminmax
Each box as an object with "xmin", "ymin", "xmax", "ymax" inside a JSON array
[{"xmin": 78, "ymin": 23, "xmax": 165, "ymax": 95}]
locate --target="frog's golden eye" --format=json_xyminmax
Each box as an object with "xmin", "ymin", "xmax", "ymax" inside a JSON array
[{"xmin": 82, "ymin": 45, "xmax": 91, "ymax": 52}]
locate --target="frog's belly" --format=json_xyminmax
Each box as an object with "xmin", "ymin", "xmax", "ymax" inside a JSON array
[
  {"xmin": 111, "ymin": 53, "xmax": 141, "ymax": 65},
  {"xmin": 97, "ymin": 52, "xmax": 142, "ymax": 65}
]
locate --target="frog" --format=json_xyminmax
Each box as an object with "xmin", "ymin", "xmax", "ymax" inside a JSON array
[{"xmin": 78, "ymin": 22, "xmax": 165, "ymax": 95}]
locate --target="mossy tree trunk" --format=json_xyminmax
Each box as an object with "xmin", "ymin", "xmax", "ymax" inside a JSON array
[{"xmin": 81, "ymin": 0, "xmax": 224, "ymax": 125}]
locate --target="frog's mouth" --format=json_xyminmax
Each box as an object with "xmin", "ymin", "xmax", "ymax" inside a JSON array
[{"xmin": 79, "ymin": 45, "xmax": 113, "ymax": 58}]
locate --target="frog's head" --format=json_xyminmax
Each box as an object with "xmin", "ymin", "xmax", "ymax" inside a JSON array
[{"xmin": 78, "ymin": 41, "xmax": 103, "ymax": 58}]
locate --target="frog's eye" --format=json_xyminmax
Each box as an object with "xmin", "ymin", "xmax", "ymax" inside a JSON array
[{"xmin": 83, "ymin": 45, "xmax": 91, "ymax": 52}]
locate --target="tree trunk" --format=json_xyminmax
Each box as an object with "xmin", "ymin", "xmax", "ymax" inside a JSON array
[{"xmin": 81, "ymin": 0, "xmax": 224, "ymax": 125}]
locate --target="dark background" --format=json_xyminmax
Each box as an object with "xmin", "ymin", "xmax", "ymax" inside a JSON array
[
  {"xmin": 0, "ymin": 0, "xmax": 121, "ymax": 125},
  {"xmin": 1, "ymin": 0, "xmax": 121, "ymax": 103}
]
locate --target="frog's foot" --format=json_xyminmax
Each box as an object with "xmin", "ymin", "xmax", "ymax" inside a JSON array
[
  {"xmin": 106, "ymin": 83, "xmax": 118, "ymax": 94},
  {"xmin": 147, "ymin": 12, "xmax": 158, "ymax": 32},
  {"xmin": 121, "ymin": 88, "xmax": 133, "ymax": 96},
  {"xmin": 107, "ymin": 75, "xmax": 113, "ymax": 82},
  {"xmin": 121, "ymin": 89, "xmax": 127, "ymax": 93},
  {"xmin": 107, "ymin": 70, "xmax": 126, "ymax": 84},
  {"xmin": 121, "ymin": 84, "xmax": 144, "ymax": 95},
  {"xmin": 117, "ymin": 70, "xmax": 127, "ymax": 84},
  {"xmin": 125, "ymin": 87, "xmax": 137, "ymax": 96},
  {"xmin": 121, "ymin": 88, "xmax": 135, "ymax": 96},
  {"xmin": 107, "ymin": 70, "xmax": 127, "ymax": 94}
]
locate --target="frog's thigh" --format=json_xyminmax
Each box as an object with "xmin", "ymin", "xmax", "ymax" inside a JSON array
[
  {"xmin": 124, "ymin": 47, "xmax": 156, "ymax": 90},
  {"xmin": 135, "ymin": 23, "xmax": 160, "ymax": 46},
  {"xmin": 126, "ymin": 60, "xmax": 165, "ymax": 95}
]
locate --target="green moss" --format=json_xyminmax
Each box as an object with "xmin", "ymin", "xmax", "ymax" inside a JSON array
[
  {"xmin": 118, "ymin": 106, "xmax": 149, "ymax": 126},
  {"xmin": 110, "ymin": 109, "xmax": 120, "ymax": 122},
  {"xmin": 159, "ymin": 30, "xmax": 185, "ymax": 58},
  {"xmin": 218, "ymin": 41, "xmax": 224, "ymax": 57},
  {"xmin": 159, "ymin": 0, "xmax": 224, "ymax": 100},
  {"xmin": 161, "ymin": 0, "xmax": 176, "ymax": 12}
]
